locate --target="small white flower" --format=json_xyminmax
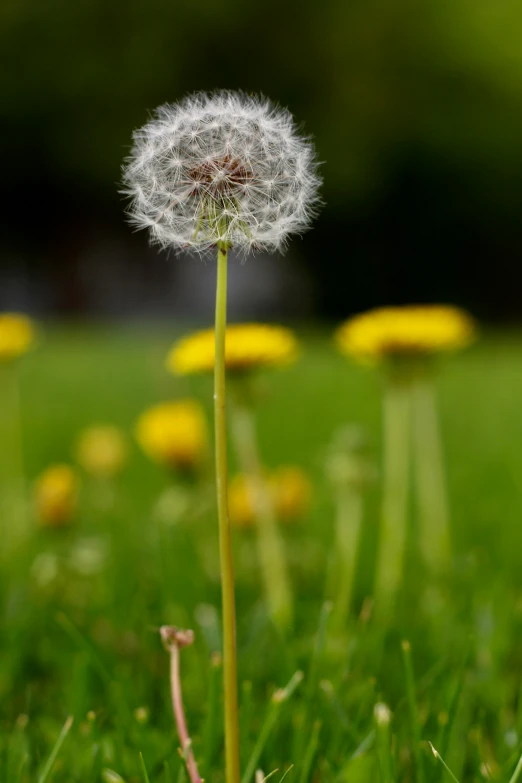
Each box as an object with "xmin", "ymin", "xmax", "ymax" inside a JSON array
[{"xmin": 122, "ymin": 91, "xmax": 322, "ymax": 255}]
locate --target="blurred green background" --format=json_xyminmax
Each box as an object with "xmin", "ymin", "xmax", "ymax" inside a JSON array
[{"xmin": 2, "ymin": 0, "xmax": 522, "ymax": 320}]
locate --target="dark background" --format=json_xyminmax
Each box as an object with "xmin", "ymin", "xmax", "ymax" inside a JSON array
[{"xmin": 3, "ymin": 0, "xmax": 522, "ymax": 321}]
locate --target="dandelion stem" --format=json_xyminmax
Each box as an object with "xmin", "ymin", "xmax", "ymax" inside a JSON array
[
  {"xmin": 214, "ymin": 242, "xmax": 241, "ymax": 783},
  {"xmin": 330, "ymin": 485, "xmax": 363, "ymax": 632},
  {"xmin": 0, "ymin": 362, "xmax": 26, "ymax": 551},
  {"xmin": 374, "ymin": 378, "xmax": 411, "ymax": 617},
  {"xmin": 412, "ymin": 378, "xmax": 451, "ymax": 574},
  {"xmin": 230, "ymin": 396, "xmax": 293, "ymax": 631}
]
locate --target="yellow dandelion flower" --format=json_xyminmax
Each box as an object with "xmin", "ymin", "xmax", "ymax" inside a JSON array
[
  {"xmin": 167, "ymin": 323, "xmax": 299, "ymax": 375},
  {"xmin": 0, "ymin": 313, "xmax": 35, "ymax": 362},
  {"xmin": 135, "ymin": 400, "xmax": 208, "ymax": 471},
  {"xmin": 76, "ymin": 426, "xmax": 127, "ymax": 478},
  {"xmin": 229, "ymin": 466, "xmax": 312, "ymax": 528},
  {"xmin": 270, "ymin": 466, "xmax": 312, "ymax": 522},
  {"xmin": 34, "ymin": 464, "xmax": 79, "ymax": 527},
  {"xmin": 335, "ymin": 305, "xmax": 476, "ymax": 364}
]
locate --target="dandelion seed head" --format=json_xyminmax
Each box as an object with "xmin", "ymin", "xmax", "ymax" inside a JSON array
[{"xmin": 122, "ymin": 92, "xmax": 322, "ymax": 255}]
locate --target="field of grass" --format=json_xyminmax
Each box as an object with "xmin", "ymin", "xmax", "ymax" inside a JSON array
[{"xmin": 2, "ymin": 325, "xmax": 522, "ymax": 783}]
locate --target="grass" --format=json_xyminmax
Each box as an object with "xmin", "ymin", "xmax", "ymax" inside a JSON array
[{"xmin": 2, "ymin": 324, "xmax": 522, "ymax": 782}]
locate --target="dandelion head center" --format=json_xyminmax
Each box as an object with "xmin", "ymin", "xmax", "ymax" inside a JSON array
[{"xmin": 188, "ymin": 155, "xmax": 254, "ymax": 199}]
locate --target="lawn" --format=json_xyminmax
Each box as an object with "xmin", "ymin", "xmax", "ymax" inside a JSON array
[{"xmin": 2, "ymin": 324, "xmax": 522, "ymax": 783}]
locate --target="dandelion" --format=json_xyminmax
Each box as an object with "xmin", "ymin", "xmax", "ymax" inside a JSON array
[
  {"xmin": 135, "ymin": 401, "xmax": 208, "ymax": 473},
  {"xmin": 168, "ymin": 324, "xmax": 298, "ymax": 375},
  {"xmin": 170, "ymin": 322, "xmax": 300, "ymax": 631},
  {"xmin": 0, "ymin": 313, "xmax": 35, "ymax": 362},
  {"xmin": 228, "ymin": 466, "xmax": 312, "ymax": 528},
  {"xmin": 122, "ymin": 92, "xmax": 321, "ymax": 256},
  {"xmin": 124, "ymin": 91, "xmax": 320, "ymax": 783},
  {"xmin": 336, "ymin": 305, "xmax": 477, "ymax": 617},
  {"xmin": 271, "ymin": 466, "xmax": 312, "ymax": 522},
  {"xmin": 335, "ymin": 305, "xmax": 476, "ymax": 366},
  {"xmin": 76, "ymin": 425, "xmax": 127, "ymax": 479},
  {"xmin": 34, "ymin": 465, "xmax": 79, "ymax": 528}
]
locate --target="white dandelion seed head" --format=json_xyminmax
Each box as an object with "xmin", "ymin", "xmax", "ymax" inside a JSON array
[{"xmin": 122, "ymin": 91, "xmax": 322, "ymax": 255}]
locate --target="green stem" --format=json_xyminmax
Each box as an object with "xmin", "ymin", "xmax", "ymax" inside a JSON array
[
  {"xmin": 330, "ymin": 485, "xmax": 363, "ymax": 632},
  {"xmin": 230, "ymin": 396, "xmax": 293, "ymax": 631},
  {"xmin": 412, "ymin": 379, "xmax": 451, "ymax": 574},
  {"xmin": 0, "ymin": 361, "xmax": 27, "ymax": 554},
  {"xmin": 214, "ymin": 243, "xmax": 241, "ymax": 783},
  {"xmin": 374, "ymin": 379, "xmax": 411, "ymax": 618}
]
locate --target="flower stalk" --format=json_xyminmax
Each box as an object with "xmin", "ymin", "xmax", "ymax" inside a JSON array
[
  {"xmin": 214, "ymin": 242, "xmax": 241, "ymax": 783},
  {"xmin": 374, "ymin": 378, "xmax": 411, "ymax": 618},
  {"xmin": 0, "ymin": 361, "xmax": 26, "ymax": 550},
  {"xmin": 330, "ymin": 484, "xmax": 363, "ymax": 632},
  {"xmin": 411, "ymin": 378, "xmax": 450, "ymax": 574},
  {"xmin": 230, "ymin": 393, "xmax": 293, "ymax": 631}
]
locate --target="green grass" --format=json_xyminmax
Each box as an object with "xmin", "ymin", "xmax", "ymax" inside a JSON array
[{"xmin": 2, "ymin": 324, "xmax": 522, "ymax": 782}]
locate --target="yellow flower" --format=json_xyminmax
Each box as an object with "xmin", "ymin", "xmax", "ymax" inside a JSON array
[
  {"xmin": 229, "ymin": 466, "xmax": 312, "ymax": 528},
  {"xmin": 335, "ymin": 305, "xmax": 476, "ymax": 364},
  {"xmin": 76, "ymin": 426, "xmax": 128, "ymax": 478},
  {"xmin": 167, "ymin": 323, "xmax": 299, "ymax": 375},
  {"xmin": 0, "ymin": 313, "xmax": 35, "ymax": 362},
  {"xmin": 135, "ymin": 400, "xmax": 208, "ymax": 471},
  {"xmin": 34, "ymin": 465, "xmax": 79, "ymax": 527},
  {"xmin": 271, "ymin": 466, "xmax": 313, "ymax": 522}
]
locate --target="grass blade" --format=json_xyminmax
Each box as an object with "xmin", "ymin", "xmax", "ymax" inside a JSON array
[
  {"xmin": 374, "ymin": 703, "xmax": 394, "ymax": 783},
  {"xmin": 16, "ymin": 754, "xmax": 29, "ymax": 783},
  {"xmin": 294, "ymin": 602, "xmax": 331, "ymax": 761},
  {"xmin": 279, "ymin": 765, "xmax": 294, "ymax": 783},
  {"xmin": 37, "ymin": 715, "xmax": 73, "ymax": 783},
  {"xmin": 202, "ymin": 652, "xmax": 222, "ymax": 773},
  {"xmin": 241, "ymin": 671, "xmax": 303, "ymax": 783},
  {"xmin": 139, "ymin": 752, "xmax": 151, "ymax": 783},
  {"xmin": 509, "ymin": 754, "xmax": 522, "ymax": 783},
  {"xmin": 298, "ymin": 721, "xmax": 321, "ymax": 783},
  {"xmin": 240, "ymin": 680, "xmax": 254, "ymax": 766},
  {"xmin": 401, "ymin": 641, "xmax": 425, "ymax": 783},
  {"xmin": 429, "ymin": 743, "xmax": 461, "ymax": 783}
]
